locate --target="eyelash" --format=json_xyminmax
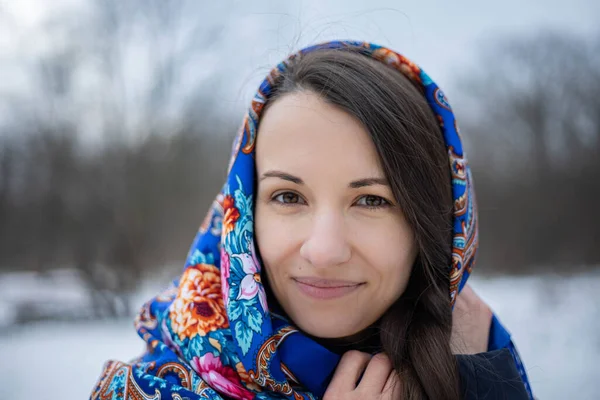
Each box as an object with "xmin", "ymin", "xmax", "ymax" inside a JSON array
[{"xmin": 270, "ymin": 192, "xmax": 392, "ymax": 210}]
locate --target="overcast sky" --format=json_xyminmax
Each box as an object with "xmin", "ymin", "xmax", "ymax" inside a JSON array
[{"xmin": 1, "ymin": 0, "xmax": 598, "ymax": 136}]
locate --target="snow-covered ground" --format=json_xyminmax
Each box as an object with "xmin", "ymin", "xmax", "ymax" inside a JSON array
[{"xmin": 0, "ymin": 270, "xmax": 598, "ymax": 399}]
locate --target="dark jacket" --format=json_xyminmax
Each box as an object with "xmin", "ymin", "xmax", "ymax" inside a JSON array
[{"xmin": 458, "ymin": 349, "xmax": 529, "ymax": 399}]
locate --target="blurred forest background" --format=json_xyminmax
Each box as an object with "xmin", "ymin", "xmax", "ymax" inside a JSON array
[{"xmin": 0, "ymin": 1, "xmax": 598, "ymax": 322}]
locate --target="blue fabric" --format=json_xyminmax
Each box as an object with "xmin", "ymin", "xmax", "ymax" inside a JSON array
[{"xmin": 91, "ymin": 40, "xmax": 532, "ymax": 400}]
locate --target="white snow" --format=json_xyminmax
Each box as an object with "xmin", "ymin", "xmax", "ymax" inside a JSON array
[
  {"xmin": 0, "ymin": 269, "xmax": 92, "ymax": 328},
  {"xmin": 0, "ymin": 319, "xmax": 143, "ymax": 400},
  {"xmin": 0, "ymin": 270, "xmax": 598, "ymax": 399}
]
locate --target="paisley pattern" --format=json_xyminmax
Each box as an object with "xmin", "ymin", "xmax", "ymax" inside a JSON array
[{"xmin": 91, "ymin": 41, "xmax": 533, "ymax": 399}]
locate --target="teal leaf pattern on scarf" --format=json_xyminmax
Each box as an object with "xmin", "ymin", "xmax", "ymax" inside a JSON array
[
  {"xmin": 228, "ymin": 296, "xmax": 243, "ymax": 321},
  {"xmin": 234, "ymin": 320, "xmax": 253, "ymax": 355},
  {"xmin": 245, "ymin": 300, "xmax": 263, "ymax": 333}
]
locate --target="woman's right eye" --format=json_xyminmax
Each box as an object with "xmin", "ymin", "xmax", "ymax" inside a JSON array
[{"xmin": 272, "ymin": 192, "xmax": 306, "ymax": 206}]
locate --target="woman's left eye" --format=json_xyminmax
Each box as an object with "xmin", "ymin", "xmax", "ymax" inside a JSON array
[{"xmin": 355, "ymin": 195, "xmax": 391, "ymax": 209}]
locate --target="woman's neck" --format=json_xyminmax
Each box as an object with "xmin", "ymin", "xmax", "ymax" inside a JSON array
[{"xmin": 309, "ymin": 325, "xmax": 382, "ymax": 355}]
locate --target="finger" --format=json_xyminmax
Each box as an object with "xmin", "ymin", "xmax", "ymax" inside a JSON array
[
  {"xmin": 357, "ymin": 353, "xmax": 393, "ymax": 393},
  {"xmin": 327, "ymin": 351, "xmax": 371, "ymax": 392},
  {"xmin": 382, "ymin": 370, "xmax": 402, "ymax": 399},
  {"xmin": 460, "ymin": 284, "xmax": 485, "ymax": 310},
  {"xmin": 452, "ymin": 284, "xmax": 482, "ymax": 324},
  {"xmin": 460, "ymin": 284, "xmax": 492, "ymax": 320},
  {"xmin": 451, "ymin": 291, "xmax": 469, "ymax": 351},
  {"xmin": 453, "ymin": 285, "xmax": 471, "ymax": 316},
  {"xmin": 461, "ymin": 283, "xmax": 474, "ymax": 297},
  {"xmin": 451, "ymin": 284, "xmax": 493, "ymax": 355}
]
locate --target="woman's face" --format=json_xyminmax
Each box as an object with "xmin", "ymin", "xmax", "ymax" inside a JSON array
[{"xmin": 254, "ymin": 91, "xmax": 418, "ymax": 339}]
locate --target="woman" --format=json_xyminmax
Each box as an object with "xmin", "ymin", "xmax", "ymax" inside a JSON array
[{"xmin": 91, "ymin": 41, "xmax": 532, "ymax": 400}]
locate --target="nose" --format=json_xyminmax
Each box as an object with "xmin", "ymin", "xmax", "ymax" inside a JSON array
[{"xmin": 299, "ymin": 211, "xmax": 351, "ymax": 268}]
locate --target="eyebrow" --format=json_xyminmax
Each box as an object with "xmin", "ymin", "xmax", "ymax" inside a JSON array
[
  {"xmin": 260, "ymin": 170, "xmax": 304, "ymax": 184},
  {"xmin": 259, "ymin": 170, "xmax": 389, "ymax": 188},
  {"xmin": 348, "ymin": 177, "xmax": 389, "ymax": 188}
]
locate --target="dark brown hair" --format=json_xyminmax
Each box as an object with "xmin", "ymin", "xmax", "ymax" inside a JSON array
[{"xmin": 266, "ymin": 49, "xmax": 458, "ymax": 399}]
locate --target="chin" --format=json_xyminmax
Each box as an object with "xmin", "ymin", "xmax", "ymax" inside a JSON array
[{"xmin": 294, "ymin": 315, "xmax": 366, "ymax": 339}]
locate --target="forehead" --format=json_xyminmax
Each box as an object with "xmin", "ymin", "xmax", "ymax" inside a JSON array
[{"xmin": 255, "ymin": 91, "xmax": 383, "ymax": 176}]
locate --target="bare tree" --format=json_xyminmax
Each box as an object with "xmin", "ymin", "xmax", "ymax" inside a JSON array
[
  {"xmin": 0, "ymin": 0, "xmax": 236, "ymax": 320},
  {"xmin": 457, "ymin": 31, "xmax": 600, "ymax": 272}
]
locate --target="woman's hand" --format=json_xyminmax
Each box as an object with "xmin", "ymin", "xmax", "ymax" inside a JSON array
[
  {"xmin": 450, "ymin": 284, "xmax": 493, "ymax": 354},
  {"xmin": 324, "ymin": 351, "xmax": 401, "ymax": 400}
]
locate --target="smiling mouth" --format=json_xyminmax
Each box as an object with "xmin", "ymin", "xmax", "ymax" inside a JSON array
[{"xmin": 292, "ymin": 277, "xmax": 365, "ymax": 300}]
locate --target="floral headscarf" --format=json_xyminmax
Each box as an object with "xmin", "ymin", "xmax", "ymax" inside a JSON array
[{"xmin": 91, "ymin": 41, "xmax": 533, "ymax": 400}]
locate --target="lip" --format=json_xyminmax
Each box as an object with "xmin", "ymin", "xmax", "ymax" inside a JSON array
[{"xmin": 292, "ymin": 277, "xmax": 365, "ymax": 300}]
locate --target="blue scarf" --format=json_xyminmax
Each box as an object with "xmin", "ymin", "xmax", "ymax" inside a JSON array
[{"xmin": 91, "ymin": 41, "xmax": 533, "ymax": 400}]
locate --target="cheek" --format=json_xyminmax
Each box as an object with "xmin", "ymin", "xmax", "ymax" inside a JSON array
[
  {"xmin": 254, "ymin": 205, "xmax": 295, "ymax": 276},
  {"xmin": 355, "ymin": 217, "xmax": 416, "ymax": 296}
]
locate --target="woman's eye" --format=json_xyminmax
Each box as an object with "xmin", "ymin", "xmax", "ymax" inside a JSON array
[
  {"xmin": 273, "ymin": 192, "xmax": 305, "ymax": 205},
  {"xmin": 356, "ymin": 195, "xmax": 390, "ymax": 209}
]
